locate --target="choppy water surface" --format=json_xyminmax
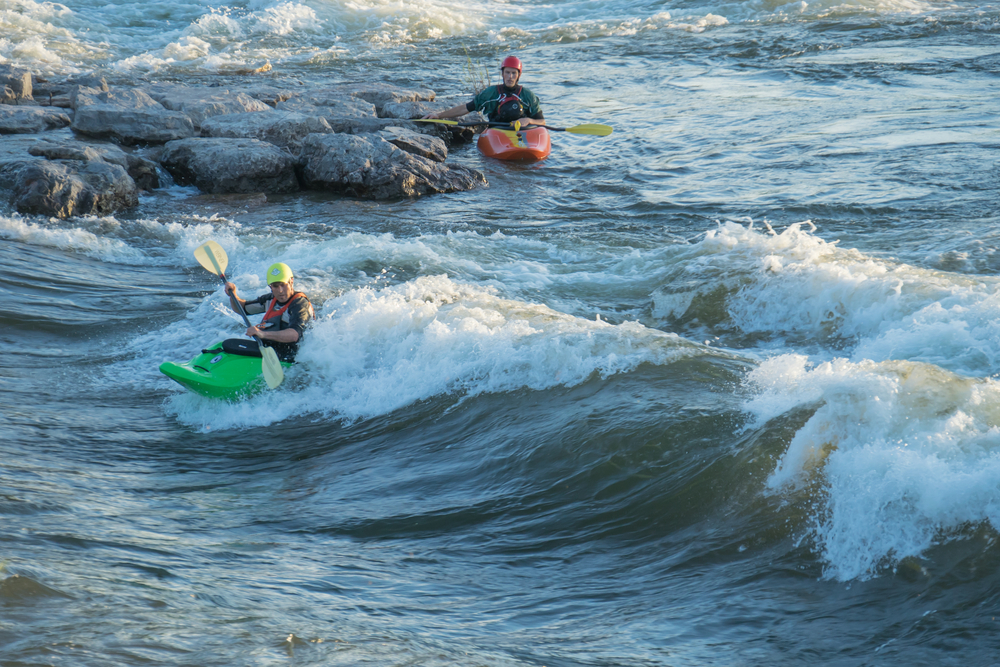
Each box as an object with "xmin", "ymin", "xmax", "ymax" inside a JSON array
[{"xmin": 2, "ymin": 0, "xmax": 1000, "ymax": 664}]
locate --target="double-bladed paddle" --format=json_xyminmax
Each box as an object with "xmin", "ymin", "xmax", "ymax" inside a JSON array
[
  {"xmin": 415, "ymin": 118, "xmax": 613, "ymax": 136},
  {"xmin": 193, "ymin": 240, "xmax": 284, "ymax": 390}
]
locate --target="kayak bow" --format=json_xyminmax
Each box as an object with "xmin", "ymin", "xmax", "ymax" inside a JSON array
[
  {"xmin": 477, "ymin": 126, "xmax": 551, "ymax": 161},
  {"xmin": 160, "ymin": 339, "xmax": 293, "ymax": 401}
]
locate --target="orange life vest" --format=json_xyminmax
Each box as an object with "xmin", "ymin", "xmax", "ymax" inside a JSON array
[{"xmin": 260, "ymin": 292, "xmax": 307, "ymax": 330}]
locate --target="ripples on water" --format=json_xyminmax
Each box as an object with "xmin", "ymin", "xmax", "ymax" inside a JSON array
[{"xmin": 3, "ymin": 0, "xmax": 1000, "ymax": 664}]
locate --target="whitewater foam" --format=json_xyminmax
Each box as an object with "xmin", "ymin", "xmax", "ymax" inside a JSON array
[
  {"xmin": 682, "ymin": 221, "xmax": 1000, "ymax": 579},
  {"xmin": 0, "ymin": 214, "xmax": 146, "ymax": 262},
  {"xmin": 146, "ymin": 272, "xmax": 714, "ymax": 431},
  {"xmin": 0, "ymin": 0, "xmax": 954, "ymax": 74},
  {"xmin": 746, "ymin": 355, "xmax": 1000, "ymax": 580},
  {"xmin": 654, "ymin": 221, "xmax": 1000, "ymax": 376}
]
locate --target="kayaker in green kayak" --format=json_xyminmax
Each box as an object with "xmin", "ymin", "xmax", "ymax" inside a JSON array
[
  {"xmin": 423, "ymin": 55, "xmax": 546, "ymax": 128},
  {"xmin": 224, "ymin": 262, "xmax": 314, "ymax": 362}
]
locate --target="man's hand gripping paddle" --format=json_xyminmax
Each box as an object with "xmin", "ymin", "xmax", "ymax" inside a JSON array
[{"xmin": 194, "ymin": 240, "xmax": 284, "ymax": 390}]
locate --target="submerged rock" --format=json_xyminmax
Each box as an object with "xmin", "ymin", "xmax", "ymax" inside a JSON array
[
  {"xmin": 160, "ymin": 137, "xmax": 299, "ymax": 195},
  {"xmin": 12, "ymin": 159, "xmax": 138, "ymax": 218},
  {"xmin": 298, "ymin": 132, "xmax": 485, "ymax": 199},
  {"xmin": 71, "ymin": 89, "xmax": 196, "ymax": 145}
]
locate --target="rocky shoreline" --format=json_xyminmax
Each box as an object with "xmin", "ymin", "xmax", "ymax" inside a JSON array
[{"xmin": 0, "ymin": 64, "xmax": 487, "ymax": 219}]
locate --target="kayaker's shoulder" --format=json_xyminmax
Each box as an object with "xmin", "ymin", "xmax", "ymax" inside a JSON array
[
  {"xmin": 288, "ymin": 292, "xmax": 316, "ymax": 321},
  {"xmin": 473, "ymin": 85, "xmax": 500, "ymax": 101}
]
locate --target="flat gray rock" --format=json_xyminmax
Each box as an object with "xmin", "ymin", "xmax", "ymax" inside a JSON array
[
  {"xmin": 33, "ymin": 74, "xmax": 109, "ymax": 103},
  {"xmin": 0, "ymin": 65, "xmax": 33, "ymax": 104},
  {"xmin": 379, "ymin": 101, "xmax": 449, "ymax": 120},
  {"xmin": 200, "ymin": 111, "xmax": 332, "ymax": 153},
  {"xmin": 145, "ymin": 84, "xmax": 272, "ymax": 129},
  {"xmin": 29, "ymin": 139, "xmax": 159, "ymax": 190},
  {"xmin": 0, "ymin": 106, "xmax": 72, "ymax": 134},
  {"xmin": 310, "ymin": 83, "xmax": 435, "ymax": 114},
  {"xmin": 70, "ymin": 85, "xmax": 105, "ymax": 110},
  {"xmin": 71, "ymin": 89, "xmax": 196, "ymax": 145},
  {"xmin": 298, "ymin": 132, "xmax": 485, "ymax": 199},
  {"xmin": 378, "ymin": 126, "xmax": 447, "ymax": 162},
  {"xmin": 322, "ymin": 116, "xmax": 468, "ymax": 145},
  {"xmin": 276, "ymin": 95, "xmax": 377, "ymax": 120},
  {"xmin": 160, "ymin": 137, "xmax": 298, "ymax": 194},
  {"xmin": 234, "ymin": 84, "xmax": 298, "ymax": 108}
]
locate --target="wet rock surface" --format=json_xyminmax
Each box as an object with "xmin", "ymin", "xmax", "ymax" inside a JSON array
[
  {"xmin": 160, "ymin": 138, "xmax": 299, "ymax": 194},
  {"xmin": 0, "ymin": 107, "xmax": 72, "ymax": 134},
  {"xmin": 276, "ymin": 95, "xmax": 377, "ymax": 120},
  {"xmin": 0, "ymin": 72, "xmax": 485, "ymax": 210},
  {"xmin": 145, "ymin": 84, "xmax": 273, "ymax": 129},
  {"xmin": 200, "ymin": 111, "xmax": 332, "ymax": 153},
  {"xmin": 298, "ymin": 133, "xmax": 485, "ymax": 199},
  {"xmin": 378, "ymin": 126, "xmax": 448, "ymax": 162},
  {"xmin": 71, "ymin": 89, "xmax": 196, "ymax": 145},
  {"xmin": 28, "ymin": 139, "xmax": 159, "ymax": 190},
  {"xmin": 12, "ymin": 159, "xmax": 138, "ymax": 218},
  {"xmin": 0, "ymin": 65, "xmax": 33, "ymax": 105}
]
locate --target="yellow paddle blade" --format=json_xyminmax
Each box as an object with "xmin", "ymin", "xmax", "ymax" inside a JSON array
[
  {"xmin": 194, "ymin": 240, "xmax": 228, "ymax": 276},
  {"xmin": 261, "ymin": 346, "xmax": 284, "ymax": 389},
  {"xmin": 413, "ymin": 118, "xmax": 459, "ymax": 126},
  {"xmin": 564, "ymin": 124, "xmax": 613, "ymax": 136}
]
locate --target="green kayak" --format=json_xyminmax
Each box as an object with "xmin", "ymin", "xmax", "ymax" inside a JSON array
[{"xmin": 159, "ymin": 339, "xmax": 292, "ymax": 400}]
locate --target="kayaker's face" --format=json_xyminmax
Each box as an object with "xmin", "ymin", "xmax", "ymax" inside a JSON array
[
  {"xmin": 269, "ymin": 279, "xmax": 293, "ymax": 302},
  {"xmin": 502, "ymin": 67, "xmax": 519, "ymax": 87}
]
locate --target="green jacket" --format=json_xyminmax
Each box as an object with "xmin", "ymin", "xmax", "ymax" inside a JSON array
[{"xmin": 466, "ymin": 85, "xmax": 543, "ymax": 122}]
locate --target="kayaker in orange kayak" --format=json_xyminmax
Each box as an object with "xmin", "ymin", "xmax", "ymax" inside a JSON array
[{"xmin": 423, "ymin": 56, "xmax": 545, "ymax": 128}]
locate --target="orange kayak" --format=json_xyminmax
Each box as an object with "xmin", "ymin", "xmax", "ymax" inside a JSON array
[{"xmin": 477, "ymin": 126, "xmax": 551, "ymax": 161}]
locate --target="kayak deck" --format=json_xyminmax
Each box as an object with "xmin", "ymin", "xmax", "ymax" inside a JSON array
[
  {"xmin": 160, "ymin": 339, "xmax": 292, "ymax": 401},
  {"xmin": 477, "ymin": 126, "xmax": 551, "ymax": 161}
]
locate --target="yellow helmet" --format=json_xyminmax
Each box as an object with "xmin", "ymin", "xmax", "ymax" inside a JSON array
[{"xmin": 266, "ymin": 262, "xmax": 293, "ymax": 285}]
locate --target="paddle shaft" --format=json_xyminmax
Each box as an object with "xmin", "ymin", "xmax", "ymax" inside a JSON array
[
  {"xmin": 429, "ymin": 120, "xmax": 547, "ymax": 130},
  {"xmin": 219, "ymin": 273, "xmax": 268, "ymax": 346},
  {"xmin": 415, "ymin": 118, "xmax": 611, "ymax": 135}
]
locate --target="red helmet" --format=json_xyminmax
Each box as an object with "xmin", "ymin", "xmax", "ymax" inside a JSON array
[{"xmin": 500, "ymin": 56, "xmax": 522, "ymax": 73}]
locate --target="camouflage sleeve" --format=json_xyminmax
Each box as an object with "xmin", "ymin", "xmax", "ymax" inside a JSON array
[
  {"xmin": 243, "ymin": 293, "xmax": 269, "ymax": 315},
  {"xmin": 285, "ymin": 295, "xmax": 314, "ymax": 337}
]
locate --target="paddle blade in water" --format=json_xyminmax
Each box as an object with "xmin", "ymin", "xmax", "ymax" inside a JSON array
[
  {"xmin": 194, "ymin": 241, "xmax": 229, "ymax": 276},
  {"xmin": 564, "ymin": 124, "xmax": 613, "ymax": 136},
  {"xmin": 261, "ymin": 346, "xmax": 284, "ymax": 389}
]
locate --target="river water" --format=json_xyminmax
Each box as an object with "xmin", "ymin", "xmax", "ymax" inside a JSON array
[{"xmin": 2, "ymin": 0, "xmax": 1000, "ymax": 664}]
